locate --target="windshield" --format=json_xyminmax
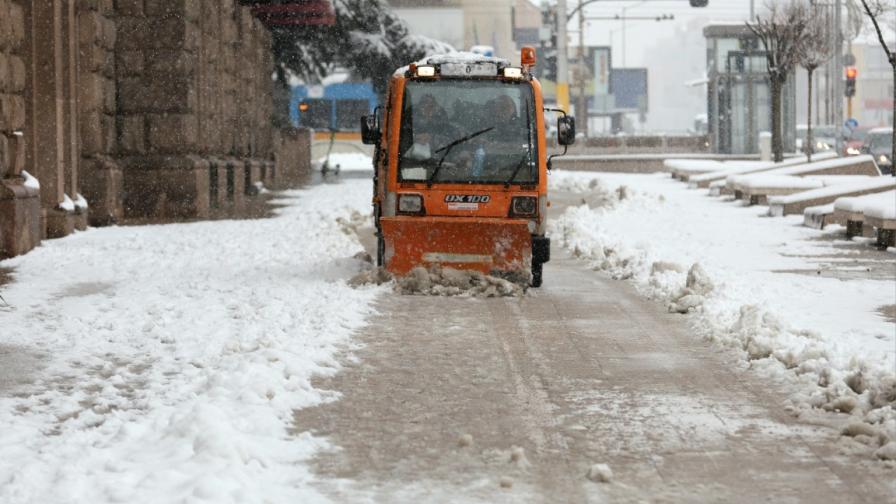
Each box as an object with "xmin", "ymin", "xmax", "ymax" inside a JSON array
[{"xmin": 398, "ymin": 80, "xmax": 537, "ymax": 184}]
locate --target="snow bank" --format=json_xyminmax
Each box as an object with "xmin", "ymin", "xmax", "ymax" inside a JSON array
[
  {"xmin": 550, "ymin": 171, "xmax": 896, "ymax": 446},
  {"xmin": 0, "ymin": 179, "xmax": 384, "ymax": 503},
  {"xmin": 730, "ymin": 155, "xmax": 877, "ymax": 188}
]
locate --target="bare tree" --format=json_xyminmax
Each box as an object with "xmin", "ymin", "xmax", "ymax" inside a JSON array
[
  {"xmin": 748, "ymin": 2, "xmax": 810, "ymax": 162},
  {"xmin": 859, "ymin": 0, "xmax": 895, "ymax": 174},
  {"xmin": 798, "ymin": 5, "xmax": 835, "ymax": 162}
]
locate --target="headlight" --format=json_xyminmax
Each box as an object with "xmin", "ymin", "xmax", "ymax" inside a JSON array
[
  {"xmin": 511, "ymin": 196, "xmax": 537, "ymax": 217},
  {"xmin": 415, "ymin": 65, "xmax": 436, "ymax": 77},
  {"xmin": 502, "ymin": 67, "xmax": 523, "ymax": 79},
  {"xmin": 847, "ymin": 147, "xmax": 861, "ymax": 155},
  {"xmin": 398, "ymin": 194, "xmax": 424, "ymax": 214},
  {"xmin": 880, "ymin": 155, "xmax": 891, "ymax": 165}
]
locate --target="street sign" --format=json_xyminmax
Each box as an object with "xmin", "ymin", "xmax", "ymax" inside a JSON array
[{"xmin": 845, "ymin": 118, "xmax": 859, "ymax": 130}]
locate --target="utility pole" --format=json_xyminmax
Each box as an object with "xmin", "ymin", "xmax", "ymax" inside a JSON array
[
  {"xmin": 833, "ymin": 0, "xmax": 843, "ymax": 152},
  {"xmin": 577, "ymin": 0, "xmax": 588, "ymax": 136},
  {"xmin": 557, "ymin": 0, "xmax": 570, "ymax": 113}
]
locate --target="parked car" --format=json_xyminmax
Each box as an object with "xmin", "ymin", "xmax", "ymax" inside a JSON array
[{"xmin": 863, "ymin": 127, "xmax": 893, "ymax": 175}]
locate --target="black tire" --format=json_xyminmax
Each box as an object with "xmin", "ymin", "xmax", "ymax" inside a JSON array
[{"xmin": 530, "ymin": 262, "xmax": 543, "ymax": 288}]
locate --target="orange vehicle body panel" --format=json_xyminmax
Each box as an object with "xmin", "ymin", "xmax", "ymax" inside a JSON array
[
  {"xmin": 373, "ymin": 68, "xmax": 548, "ymax": 277},
  {"xmin": 380, "ymin": 217, "xmax": 532, "ymax": 275}
]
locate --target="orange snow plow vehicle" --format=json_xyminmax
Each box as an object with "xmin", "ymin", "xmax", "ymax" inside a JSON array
[{"xmin": 361, "ymin": 48, "xmax": 575, "ymax": 287}]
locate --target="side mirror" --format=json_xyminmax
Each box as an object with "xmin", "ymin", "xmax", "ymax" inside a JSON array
[
  {"xmin": 361, "ymin": 115, "xmax": 381, "ymax": 145},
  {"xmin": 558, "ymin": 116, "xmax": 576, "ymax": 146}
]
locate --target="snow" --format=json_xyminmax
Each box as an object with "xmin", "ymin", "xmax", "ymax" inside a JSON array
[
  {"xmin": 74, "ymin": 193, "xmax": 88, "ymax": 211},
  {"xmin": 316, "ymin": 152, "xmax": 373, "ymax": 172},
  {"xmin": 862, "ymin": 192, "xmax": 896, "ymax": 221},
  {"xmin": 21, "ymin": 170, "xmax": 39, "ymax": 191},
  {"xmin": 0, "ymin": 179, "xmax": 384, "ymax": 503},
  {"xmin": 769, "ymin": 178, "xmax": 896, "ymax": 206},
  {"xmin": 738, "ymin": 175, "xmax": 824, "ymax": 190},
  {"xmin": 729, "ymin": 155, "xmax": 878, "ymax": 188},
  {"xmin": 835, "ymin": 190, "xmax": 896, "ymax": 215},
  {"xmin": 586, "ymin": 464, "xmax": 613, "ymax": 483},
  {"xmin": 58, "ymin": 194, "xmax": 75, "ymax": 212},
  {"xmin": 550, "ymin": 170, "xmax": 896, "ymax": 439},
  {"xmin": 689, "ymin": 152, "xmax": 838, "ymax": 185}
]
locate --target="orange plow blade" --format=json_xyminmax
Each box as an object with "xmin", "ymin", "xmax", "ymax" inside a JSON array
[{"xmin": 380, "ymin": 217, "xmax": 532, "ymax": 276}]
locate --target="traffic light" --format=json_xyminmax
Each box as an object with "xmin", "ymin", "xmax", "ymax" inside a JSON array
[
  {"xmin": 845, "ymin": 67, "xmax": 857, "ymax": 97},
  {"xmin": 689, "ymin": 0, "xmax": 709, "ymax": 6}
]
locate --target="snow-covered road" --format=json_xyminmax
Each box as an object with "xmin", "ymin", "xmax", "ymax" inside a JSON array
[{"xmin": 0, "ymin": 180, "xmax": 383, "ymax": 503}]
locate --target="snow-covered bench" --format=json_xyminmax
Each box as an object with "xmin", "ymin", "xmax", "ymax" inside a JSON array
[
  {"xmin": 802, "ymin": 203, "xmax": 841, "ymax": 229},
  {"xmin": 665, "ymin": 159, "xmax": 725, "ymax": 181},
  {"xmin": 738, "ymin": 175, "xmax": 873, "ymax": 206},
  {"xmin": 833, "ymin": 190, "xmax": 896, "ymax": 242},
  {"xmin": 691, "ymin": 151, "xmax": 837, "ymax": 190},
  {"xmin": 728, "ymin": 155, "xmax": 880, "ymax": 200},
  {"xmin": 767, "ymin": 177, "xmax": 896, "ymax": 217}
]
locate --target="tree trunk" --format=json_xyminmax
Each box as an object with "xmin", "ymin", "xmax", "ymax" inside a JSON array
[
  {"xmin": 771, "ymin": 76, "xmax": 784, "ymax": 163},
  {"xmin": 806, "ymin": 68, "xmax": 814, "ymax": 163}
]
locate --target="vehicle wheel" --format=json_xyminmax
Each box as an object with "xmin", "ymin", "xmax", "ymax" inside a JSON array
[
  {"xmin": 376, "ymin": 234, "xmax": 385, "ymax": 267},
  {"xmin": 530, "ymin": 262, "xmax": 543, "ymax": 288}
]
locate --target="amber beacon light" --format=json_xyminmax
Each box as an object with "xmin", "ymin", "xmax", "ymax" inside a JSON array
[{"xmin": 521, "ymin": 46, "xmax": 537, "ymax": 67}]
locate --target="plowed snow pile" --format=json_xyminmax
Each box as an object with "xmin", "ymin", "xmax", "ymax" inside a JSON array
[
  {"xmin": 550, "ymin": 171, "xmax": 896, "ymax": 455},
  {"xmin": 352, "ymin": 264, "xmax": 526, "ymax": 297}
]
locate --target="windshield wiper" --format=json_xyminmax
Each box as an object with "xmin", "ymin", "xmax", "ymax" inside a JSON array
[
  {"xmin": 427, "ymin": 127, "xmax": 494, "ymax": 185},
  {"xmin": 505, "ymin": 98, "xmax": 534, "ymax": 186},
  {"xmin": 505, "ymin": 154, "xmax": 530, "ymax": 188}
]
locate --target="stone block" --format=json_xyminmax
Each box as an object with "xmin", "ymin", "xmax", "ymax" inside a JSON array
[
  {"xmin": 79, "ymin": 72, "xmax": 106, "ymax": 113},
  {"xmin": 78, "ymin": 10, "xmax": 103, "ymax": 47},
  {"xmin": 148, "ymin": 114, "xmax": 198, "ymax": 153},
  {"xmin": 122, "ymin": 155, "xmax": 210, "ymax": 220},
  {"xmin": 116, "ymin": 50, "xmax": 144, "ymax": 77},
  {"xmin": 119, "ymin": 76, "xmax": 193, "ymax": 114},
  {"xmin": 146, "ymin": 0, "xmax": 201, "ymax": 22},
  {"xmin": 0, "ymin": 180, "xmax": 41, "ymax": 259},
  {"xmin": 0, "ymin": 2, "xmax": 11, "ymax": 52},
  {"xmin": 103, "ymin": 78, "xmax": 115, "ymax": 113},
  {"xmin": 118, "ymin": 115, "xmax": 145, "ymax": 154},
  {"xmin": 9, "ymin": 2, "xmax": 24, "ymax": 51},
  {"xmin": 115, "ymin": 18, "xmax": 152, "ymax": 51},
  {"xmin": 44, "ymin": 207, "xmax": 76, "ymax": 240},
  {"xmin": 102, "ymin": 17, "xmax": 117, "ymax": 50},
  {"xmin": 115, "ymin": 0, "xmax": 144, "ymax": 17},
  {"xmin": 10, "ymin": 55, "xmax": 25, "ymax": 93},
  {"xmin": 0, "ymin": 53, "xmax": 8, "ymax": 93},
  {"xmin": 79, "ymin": 110, "xmax": 103, "ymax": 154},
  {"xmin": 224, "ymin": 158, "xmax": 246, "ymax": 211},
  {"xmin": 79, "ymin": 156, "xmax": 123, "ymax": 226},
  {"xmin": 0, "ymin": 93, "xmax": 25, "ymax": 130}
]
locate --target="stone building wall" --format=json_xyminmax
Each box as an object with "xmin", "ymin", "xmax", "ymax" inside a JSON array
[
  {"xmin": 0, "ymin": 0, "xmax": 311, "ymax": 259},
  {"xmin": 0, "ymin": 0, "xmax": 38, "ymax": 258}
]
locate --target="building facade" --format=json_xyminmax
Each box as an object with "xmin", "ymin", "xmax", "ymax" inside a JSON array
[
  {"xmin": 704, "ymin": 23, "xmax": 797, "ymax": 155},
  {"xmin": 0, "ymin": 0, "xmax": 311, "ymax": 259}
]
